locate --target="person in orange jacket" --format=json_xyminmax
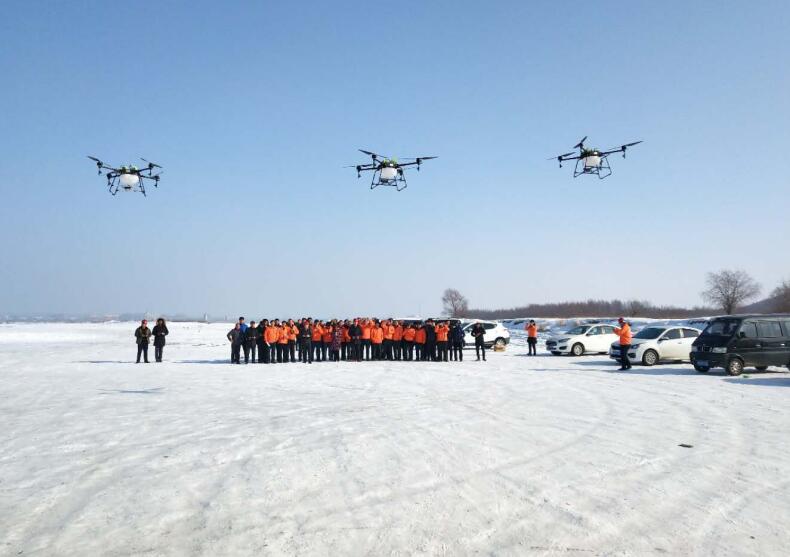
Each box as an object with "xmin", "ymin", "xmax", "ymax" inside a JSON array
[
  {"xmin": 311, "ymin": 320, "xmax": 324, "ymax": 362},
  {"xmin": 361, "ymin": 319, "xmax": 373, "ymax": 361},
  {"xmin": 341, "ymin": 320, "xmax": 351, "ymax": 361},
  {"xmin": 414, "ymin": 323, "xmax": 426, "ymax": 361},
  {"xmin": 614, "ymin": 317, "xmax": 633, "ymax": 370},
  {"xmin": 381, "ymin": 319, "xmax": 395, "ymax": 361},
  {"xmin": 435, "ymin": 321, "xmax": 450, "ymax": 361},
  {"xmin": 402, "ymin": 323, "xmax": 416, "ymax": 361},
  {"xmin": 393, "ymin": 321, "xmax": 404, "ymax": 361},
  {"xmin": 276, "ymin": 320, "xmax": 290, "ymax": 363},
  {"xmin": 321, "ymin": 321, "xmax": 333, "ymax": 361},
  {"xmin": 286, "ymin": 319, "xmax": 298, "ymax": 363},
  {"xmin": 525, "ymin": 320, "xmax": 538, "ymax": 356},
  {"xmin": 370, "ymin": 320, "xmax": 385, "ymax": 360}
]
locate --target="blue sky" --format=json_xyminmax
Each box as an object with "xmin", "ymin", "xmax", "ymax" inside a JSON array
[{"xmin": 1, "ymin": 0, "xmax": 788, "ymax": 317}]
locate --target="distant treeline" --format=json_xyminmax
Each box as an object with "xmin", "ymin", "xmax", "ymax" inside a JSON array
[{"xmin": 465, "ymin": 299, "xmax": 715, "ymax": 320}]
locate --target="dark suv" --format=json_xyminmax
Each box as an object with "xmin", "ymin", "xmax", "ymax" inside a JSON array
[{"xmin": 690, "ymin": 314, "xmax": 790, "ymax": 375}]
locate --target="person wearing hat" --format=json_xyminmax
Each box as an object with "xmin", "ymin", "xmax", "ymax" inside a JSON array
[
  {"xmin": 614, "ymin": 317, "xmax": 633, "ymax": 370},
  {"xmin": 152, "ymin": 318, "xmax": 169, "ymax": 362},
  {"xmin": 525, "ymin": 320, "xmax": 538, "ymax": 356},
  {"xmin": 134, "ymin": 319, "xmax": 152, "ymax": 363}
]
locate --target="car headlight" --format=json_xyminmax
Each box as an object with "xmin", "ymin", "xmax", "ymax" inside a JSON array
[
  {"xmin": 630, "ymin": 344, "xmax": 641, "ymax": 349},
  {"xmin": 711, "ymin": 347, "xmax": 727, "ymax": 353},
  {"xmin": 557, "ymin": 338, "xmax": 569, "ymax": 343}
]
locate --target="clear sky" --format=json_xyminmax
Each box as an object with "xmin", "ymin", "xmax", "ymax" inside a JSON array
[{"xmin": 1, "ymin": 0, "xmax": 788, "ymax": 318}]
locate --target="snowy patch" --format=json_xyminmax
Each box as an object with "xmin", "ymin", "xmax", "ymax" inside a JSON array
[{"xmin": 1, "ymin": 322, "xmax": 789, "ymax": 555}]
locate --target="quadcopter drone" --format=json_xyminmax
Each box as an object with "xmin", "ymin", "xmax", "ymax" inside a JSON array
[
  {"xmin": 87, "ymin": 156, "xmax": 163, "ymax": 196},
  {"xmin": 348, "ymin": 149, "xmax": 437, "ymax": 191},
  {"xmin": 550, "ymin": 137, "xmax": 642, "ymax": 179}
]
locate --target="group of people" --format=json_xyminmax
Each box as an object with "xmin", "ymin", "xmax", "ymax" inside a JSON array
[
  {"xmin": 225, "ymin": 317, "xmax": 490, "ymax": 364},
  {"xmin": 133, "ymin": 318, "xmax": 169, "ymax": 363},
  {"xmin": 131, "ymin": 316, "xmax": 634, "ymax": 368}
]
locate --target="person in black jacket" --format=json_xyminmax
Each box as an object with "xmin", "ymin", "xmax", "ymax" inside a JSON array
[
  {"xmin": 470, "ymin": 322, "xmax": 486, "ymax": 361},
  {"xmin": 244, "ymin": 321, "xmax": 258, "ymax": 363},
  {"xmin": 299, "ymin": 319, "xmax": 313, "ymax": 363},
  {"xmin": 135, "ymin": 319, "xmax": 152, "ymax": 363},
  {"xmin": 349, "ymin": 318, "xmax": 363, "ymax": 362},
  {"xmin": 152, "ymin": 318, "xmax": 169, "ymax": 362},
  {"xmin": 423, "ymin": 319, "xmax": 437, "ymax": 361},
  {"xmin": 227, "ymin": 323, "xmax": 242, "ymax": 364},
  {"xmin": 450, "ymin": 322, "xmax": 465, "ymax": 362}
]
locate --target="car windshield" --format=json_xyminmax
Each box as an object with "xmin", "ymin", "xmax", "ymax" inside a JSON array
[
  {"xmin": 702, "ymin": 319, "xmax": 740, "ymax": 336},
  {"xmin": 564, "ymin": 326, "xmax": 588, "ymax": 335},
  {"xmin": 634, "ymin": 327, "xmax": 664, "ymax": 339}
]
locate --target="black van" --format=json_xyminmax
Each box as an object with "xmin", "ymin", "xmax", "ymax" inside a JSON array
[{"xmin": 690, "ymin": 314, "xmax": 790, "ymax": 375}]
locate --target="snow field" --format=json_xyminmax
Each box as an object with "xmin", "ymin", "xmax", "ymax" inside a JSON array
[{"xmin": 1, "ymin": 322, "xmax": 789, "ymax": 556}]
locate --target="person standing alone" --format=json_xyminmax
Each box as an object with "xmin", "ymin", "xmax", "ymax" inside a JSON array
[
  {"xmin": 135, "ymin": 319, "xmax": 152, "ymax": 363},
  {"xmin": 152, "ymin": 318, "xmax": 169, "ymax": 362},
  {"xmin": 525, "ymin": 319, "xmax": 538, "ymax": 356},
  {"xmin": 614, "ymin": 317, "xmax": 632, "ymax": 370},
  {"xmin": 471, "ymin": 321, "xmax": 486, "ymax": 361}
]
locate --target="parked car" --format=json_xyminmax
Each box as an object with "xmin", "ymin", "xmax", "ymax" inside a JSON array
[
  {"xmin": 460, "ymin": 320, "xmax": 510, "ymax": 349},
  {"xmin": 690, "ymin": 314, "xmax": 790, "ymax": 375},
  {"xmin": 546, "ymin": 324, "xmax": 619, "ymax": 356},
  {"xmin": 609, "ymin": 325, "xmax": 701, "ymax": 366}
]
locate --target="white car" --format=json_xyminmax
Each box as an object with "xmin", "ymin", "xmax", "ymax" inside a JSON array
[
  {"xmin": 546, "ymin": 324, "xmax": 619, "ymax": 356},
  {"xmin": 460, "ymin": 320, "xmax": 511, "ymax": 349},
  {"xmin": 608, "ymin": 325, "xmax": 701, "ymax": 366}
]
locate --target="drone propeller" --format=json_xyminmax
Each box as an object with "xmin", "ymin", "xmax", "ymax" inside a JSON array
[
  {"xmin": 547, "ymin": 152, "xmax": 575, "ymax": 161},
  {"xmin": 359, "ymin": 149, "xmax": 387, "ymax": 162},
  {"xmin": 574, "ymin": 136, "xmax": 588, "ymax": 149},
  {"xmin": 415, "ymin": 156, "xmax": 437, "ymax": 163},
  {"xmin": 140, "ymin": 157, "xmax": 162, "ymax": 169},
  {"xmin": 602, "ymin": 140, "xmax": 643, "ymax": 158},
  {"xmin": 87, "ymin": 155, "xmax": 104, "ymax": 174}
]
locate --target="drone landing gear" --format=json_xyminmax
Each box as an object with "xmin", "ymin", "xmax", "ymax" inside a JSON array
[
  {"xmin": 369, "ymin": 169, "xmax": 408, "ymax": 191},
  {"xmin": 573, "ymin": 156, "xmax": 612, "ymax": 180}
]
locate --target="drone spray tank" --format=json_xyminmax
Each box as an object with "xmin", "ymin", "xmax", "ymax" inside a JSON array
[
  {"xmin": 582, "ymin": 150, "xmax": 601, "ymax": 169},
  {"xmin": 118, "ymin": 167, "xmax": 141, "ymax": 192},
  {"xmin": 379, "ymin": 159, "xmax": 398, "ymax": 182}
]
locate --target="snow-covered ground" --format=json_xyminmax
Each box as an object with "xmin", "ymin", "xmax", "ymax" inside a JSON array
[{"xmin": 1, "ymin": 322, "xmax": 789, "ymax": 556}]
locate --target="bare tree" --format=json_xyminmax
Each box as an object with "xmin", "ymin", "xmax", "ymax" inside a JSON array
[
  {"xmin": 771, "ymin": 279, "xmax": 790, "ymax": 312},
  {"xmin": 701, "ymin": 269, "xmax": 761, "ymax": 314},
  {"xmin": 442, "ymin": 288, "xmax": 469, "ymax": 317}
]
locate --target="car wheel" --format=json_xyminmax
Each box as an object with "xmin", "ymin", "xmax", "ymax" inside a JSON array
[
  {"xmin": 642, "ymin": 349, "xmax": 659, "ymax": 367},
  {"xmin": 755, "ymin": 366, "xmax": 768, "ymax": 371},
  {"xmin": 571, "ymin": 343, "xmax": 584, "ymax": 357},
  {"xmin": 494, "ymin": 337, "xmax": 506, "ymax": 349},
  {"xmin": 694, "ymin": 364, "xmax": 709, "ymax": 373},
  {"xmin": 726, "ymin": 357, "xmax": 744, "ymax": 376}
]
